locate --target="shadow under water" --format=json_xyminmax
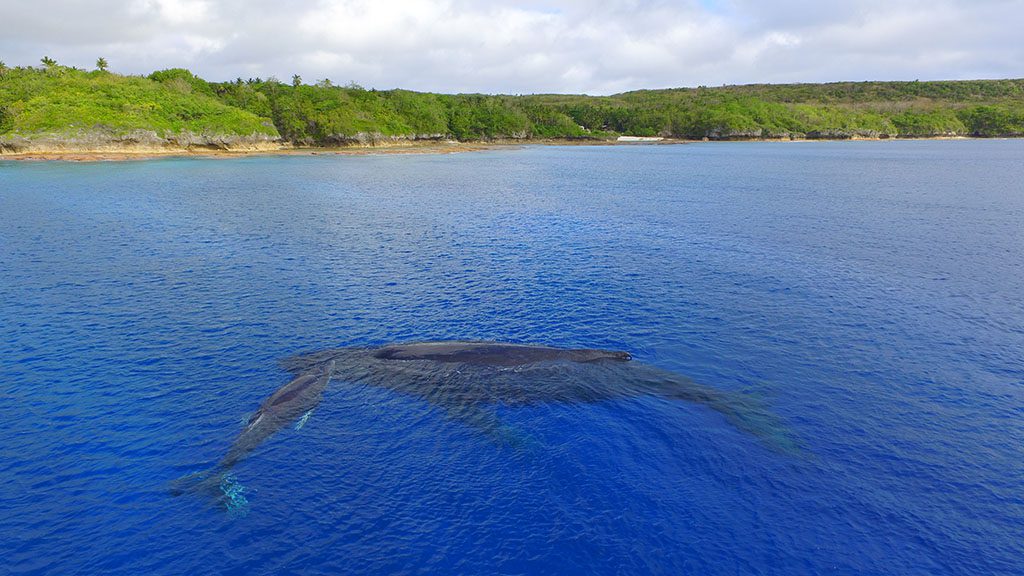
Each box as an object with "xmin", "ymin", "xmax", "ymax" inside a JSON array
[{"xmin": 172, "ymin": 341, "xmax": 796, "ymax": 508}]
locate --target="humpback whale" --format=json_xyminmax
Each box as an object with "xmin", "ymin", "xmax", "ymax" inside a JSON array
[
  {"xmin": 173, "ymin": 341, "xmax": 791, "ymax": 504},
  {"xmin": 170, "ymin": 360, "xmax": 334, "ymax": 500}
]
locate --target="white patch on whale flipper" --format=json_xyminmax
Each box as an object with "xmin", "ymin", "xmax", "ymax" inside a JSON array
[{"xmin": 294, "ymin": 409, "xmax": 313, "ymax": 430}]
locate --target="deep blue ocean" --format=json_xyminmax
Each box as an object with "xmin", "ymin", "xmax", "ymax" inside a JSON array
[{"xmin": 2, "ymin": 141, "xmax": 1022, "ymax": 575}]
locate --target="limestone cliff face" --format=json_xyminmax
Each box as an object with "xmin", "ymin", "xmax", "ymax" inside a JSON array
[
  {"xmin": 704, "ymin": 128, "xmax": 765, "ymax": 140},
  {"xmin": 316, "ymin": 130, "xmax": 536, "ymax": 147},
  {"xmin": 319, "ymin": 132, "xmax": 451, "ymax": 147},
  {"xmin": 805, "ymin": 129, "xmax": 893, "ymax": 140},
  {"xmin": 0, "ymin": 128, "xmax": 284, "ymax": 155},
  {"xmin": 702, "ymin": 128, "xmax": 898, "ymax": 140}
]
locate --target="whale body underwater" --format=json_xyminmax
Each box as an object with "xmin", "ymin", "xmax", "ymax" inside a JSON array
[{"xmin": 172, "ymin": 341, "xmax": 792, "ymax": 502}]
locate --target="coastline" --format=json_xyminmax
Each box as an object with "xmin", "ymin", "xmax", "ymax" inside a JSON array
[
  {"xmin": 0, "ymin": 135, "xmax": 1007, "ymax": 162},
  {"xmin": 0, "ymin": 141, "xmax": 502, "ymax": 162}
]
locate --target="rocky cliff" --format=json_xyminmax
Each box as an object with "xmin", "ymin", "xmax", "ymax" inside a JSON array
[{"xmin": 0, "ymin": 128, "xmax": 285, "ymax": 155}]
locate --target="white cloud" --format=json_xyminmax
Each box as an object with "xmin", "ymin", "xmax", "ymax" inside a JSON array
[
  {"xmin": 0, "ymin": 0, "xmax": 1021, "ymax": 93},
  {"xmin": 151, "ymin": 0, "xmax": 210, "ymax": 25}
]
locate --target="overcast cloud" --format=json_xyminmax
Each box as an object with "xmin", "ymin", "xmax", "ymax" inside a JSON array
[{"xmin": 1, "ymin": 0, "xmax": 1022, "ymax": 94}]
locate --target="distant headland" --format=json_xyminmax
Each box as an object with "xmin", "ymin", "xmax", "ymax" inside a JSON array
[{"xmin": 1, "ymin": 58, "xmax": 1023, "ymax": 158}]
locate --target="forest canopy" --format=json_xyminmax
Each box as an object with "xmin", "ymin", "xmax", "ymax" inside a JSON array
[{"xmin": 2, "ymin": 62, "xmax": 1023, "ymax": 144}]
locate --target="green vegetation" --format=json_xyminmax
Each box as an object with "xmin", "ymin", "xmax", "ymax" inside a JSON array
[
  {"xmin": 209, "ymin": 76, "xmax": 1024, "ymax": 141},
  {"xmin": 2, "ymin": 60, "xmax": 1023, "ymax": 148},
  {"xmin": 0, "ymin": 65, "xmax": 277, "ymax": 139}
]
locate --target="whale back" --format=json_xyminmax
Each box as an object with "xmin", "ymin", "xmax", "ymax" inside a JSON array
[{"xmin": 372, "ymin": 341, "xmax": 632, "ymax": 367}]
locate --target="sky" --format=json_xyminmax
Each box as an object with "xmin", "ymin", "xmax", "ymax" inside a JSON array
[{"xmin": 1, "ymin": 0, "xmax": 1022, "ymax": 94}]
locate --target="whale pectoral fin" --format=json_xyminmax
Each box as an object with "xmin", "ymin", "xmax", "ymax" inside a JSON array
[
  {"xmin": 706, "ymin": 391, "xmax": 802, "ymax": 455},
  {"xmin": 442, "ymin": 402, "xmax": 500, "ymax": 435},
  {"xmin": 440, "ymin": 402, "xmax": 536, "ymax": 450},
  {"xmin": 294, "ymin": 409, "xmax": 314, "ymax": 431},
  {"xmin": 653, "ymin": 375, "xmax": 800, "ymax": 455}
]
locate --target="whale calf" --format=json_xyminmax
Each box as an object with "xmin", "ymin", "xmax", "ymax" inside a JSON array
[
  {"xmin": 170, "ymin": 360, "xmax": 334, "ymax": 499},
  {"xmin": 173, "ymin": 341, "xmax": 792, "ymax": 504}
]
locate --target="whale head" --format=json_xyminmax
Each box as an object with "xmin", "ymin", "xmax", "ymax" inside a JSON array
[{"xmin": 569, "ymin": 348, "xmax": 632, "ymax": 363}]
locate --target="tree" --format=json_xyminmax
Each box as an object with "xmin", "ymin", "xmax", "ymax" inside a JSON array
[
  {"xmin": 0, "ymin": 60, "xmax": 7, "ymax": 76},
  {"xmin": 292, "ymin": 74, "xmax": 301, "ymax": 87},
  {"xmin": 40, "ymin": 56, "xmax": 57, "ymax": 68},
  {"xmin": 96, "ymin": 57, "xmax": 108, "ymax": 71}
]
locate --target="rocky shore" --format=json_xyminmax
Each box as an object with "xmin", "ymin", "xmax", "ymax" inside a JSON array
[
  {"xmin": 0, "ymin": 130, "xmax": 505, "ymax": 161},
  {"xmin": 0, "ymin": 131, "xmax": 1008, "ymax": 162},
  {"xmin": 0, "ymin": 128, "xmax": 284, "ymax": 156}
]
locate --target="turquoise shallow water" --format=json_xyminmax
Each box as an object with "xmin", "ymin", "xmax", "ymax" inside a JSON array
[{"xmin": 1, "ymin": 141, "xmax": 1023, "ymax": 575}]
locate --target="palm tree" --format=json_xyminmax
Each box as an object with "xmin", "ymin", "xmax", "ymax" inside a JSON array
[
  {"xmin": 96, "ymin": 57, "xmax": 108, "ymax": 72},
  {"xmin": 292, "ymin": 74, "xmax": 301, "ymax": 87},
  {"xmin": 40, "ymin": 56, "xmax": 57, "ymax": 68}
]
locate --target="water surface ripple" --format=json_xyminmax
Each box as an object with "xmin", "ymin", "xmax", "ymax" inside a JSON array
[{"xmin": 1, "ymin": 141, "xmax": 1022, "ymax": 575}]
